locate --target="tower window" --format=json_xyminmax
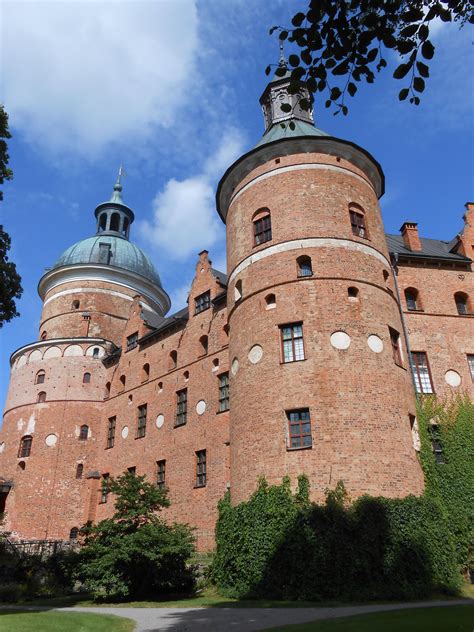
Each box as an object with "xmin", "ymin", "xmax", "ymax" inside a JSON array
[
  {"xmin": 69, "ymin": 527, "xmax": 79, "ymax": 540},
  {"xmin": 122, "ymin": 217, "xmax": 129, "ymax": 236},
  {"xmin": 349, "ymin": 205, "xmax": 368, "ymax": 238},
  {"xmin": 18, "ymin": 435, "xmax": 33, "ymax": 458},
  {"xmin": 35, "ymin": 370, "xmax": 45, "ymax": 385},
  {"xmin": 468, "ymin": 355, "xmax": 474, "ymax": 381},
  {"xmin": 287, "ymin": 409, "xmax": 312, "ymax": 449},
  {"xmin": 92, "ymin": 347, "xmax": 100, "ymax": 358},
  {"xmin": 142, "ymin": 363, "xmax": 150, "ymax": 382},
  {"xmin": 104, "ymin": 381, "xmax": 111, "ymax": 399},
  {"xmin": 429, "ymin": 426, "xmax": 445, "ymax": 464},
  {"xmin": 454, "ymin": 292, "xmax": 469, "ymax": 315},
  {"xmin": 100, "ymin": 473, "xmax": 110, "ymax": 504},
  {"xmin": 169, "ymin": 350, "xmax": 178, "ymax": 371},
  {"xmin": 297, "ymin": 255, "xmax": 313, "ymax": 277},
  {"xmin": 75, "ymin": 463, "xmax": 84, "ymax": 479},
  {"xmin": 280, "ymin": 323, "xmax": 305, "ymax": 363},
  {"xmin": 411, "ymin": 351, "xmax": 434, "ymax": 394},
  {"xmin": 195, "ymin": 450, "xmax": 207, "ymax": 487},
  {"xmin": 265, "ymin": 293, "xmax": 276, "ymax": 309},
  {"xmin": 126, "ymin": 332, "xmax": 138, "ymax": 351},
  {"xmin": 348, "ymin": 287, "xmax": 359, "ymax": 300},
  {"xmin": 79, "ymin": 425, "xmax": 89, "ymax": 441},
  {"xmin": 72, "ymin": 300, "xmax": 80, "ymax": 310},
  {"xmin": 119, "ymin": 375, "xmax": 126, "ymax": 391},
  {"xmin": 99, "ymin": 213, "xmax": 107, "ymax": 231},
  {"xmin": 110, "ymin": 212, "xmax": 120, "ymax": 232},
  {"xmin": 195, "ymin": 291, "xmax": 211, "ymax": 314},
  {"xmin": 389, "ymin": 328, "xmax": 403, "ymax": 366},
  {"xmin": 218, "ymin": 372, "xmax": 229, "ymax": 412},
  {"xmin": 83, "ymin": 372, "xmax": 91, "ymax": 384},
  {"xmin": 234, "ymin": 280, "xmax": 243, "ymax": 302},
  {"xmin": 405, "ymin": 288, "xmax": 421, "ymax": 311},
  {"xmin": 40, "ymin": 331, "xmax": 47, "ymax": 340},
  {"xmin": 106, "ymin": 416, "xmax": 116, "ymax": 449},
  {"xmin": 156, "ymin": 460, "xmax": 166, "ymax": 489},
  {"xmin": 136, "ymin": 404, "xmax": 147, "ymax": 439},
  {"xmin": 127, "ymin": 466, "xmax": 136, "ymax": 475},
  {"xmin": 199, "ymin": 335, "xmax": 209, "ymax": 356},
  {"xmin": 253, "ymin": 210, "xmax": 272, "ymax": 245},
  {"xmin": 175, "ymin": 389, "xmax": 187, "ymax": 426},
  {"xmin": 37, "ymin": 391, "xmax": 46, "ymax": 403}
]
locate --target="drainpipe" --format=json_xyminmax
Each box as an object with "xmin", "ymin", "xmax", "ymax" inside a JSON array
[{"xmin": 390, "ymin": 253, "xmax": 419, "ymax": 399}]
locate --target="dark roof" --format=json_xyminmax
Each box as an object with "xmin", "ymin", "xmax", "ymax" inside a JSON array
[
  {"xmin": 139, "ymin": 307, "xmax": 189, "ymax": 345},
  {"xmin": 386, "ymin": 234, "xmax": 471, "ymax": 263},
  {"xmin": 211, "ymin": 268, "xmax": 228, "ymax": 286}
]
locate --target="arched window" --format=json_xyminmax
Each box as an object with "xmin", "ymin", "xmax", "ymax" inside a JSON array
[
  {"xmin": 454, "ymin": 292, "xmax": 469, "ymax": 315},
  {"xmin": 405, "ymin": 288, "xmax": 420, "ymax": 311},
  {"xmin": 72, "ymin": 300, "xmax": 80, "ymax": 310},
  {"xmin": 92, "ymin": 347, "xmax": 100, "ymax": 358},
  {"xmin": 253, "ymin": 209, "xmax": 272, "ymax": 245},
  {"xmin": 18, "ymin": 436, "xmax": 32, "ymax": 458},
  {"xmin": 104, "ymin": 382, "xmax": 111, "ymax": 399},
  {"xmin": 234, "ymin": 280, "xmax": 242, "ymax": 302},
  {"xmin": 142, "ymin": 363, "xmax": 150, "ymax": 382},
  {"xmin": 83, "ymin": 372, "xmax": 91, "ymax": 384},
  {"xmin": 297, "ymin": 255, "xmax": 313, "ymax": 277},
  {"xmin": 75, "ymin": 463, "xmax": 83, "ymax": 479},
  {"xmin": 35, "ymin": 370, "xmax": 45, "ymax": 385},
  {"xmin": 349, "ymin": 204, "xmax": 368, "ymax": 238},
  {"xmin": 169, "ymin": 350, "xmax": 177, "ymax": 370},
  {"xmin": 79, "ymin": 425, "xmax": 89, "ymax": 441},
  {"xmin": 69, "ymin": 527, "xmax": 79, "ymax": 540},
  {"xmin": 18, "ymin": 461, "xmax": 26, "ymax": 470},
  {"xmin": 199, "ymin": 335, "xmax": 208, "ymax": 356},
  {"xmin": 37, "ymin": 391, "xmax": 46, "ymax": 403},
  {"xmin": 348, "ymin": 287, "xmax": 359, "ymax": 300},
  {"xmin": 119, "ymin": 375, "xmax": 126, "ymax": 391},
  {"xmin": 123, "ymin": 217, "xmax": 129, "ymax": 236},
  {"xmin": 110, "ymin": 212, "xmax": 120, "ymax": 231},
  {"xmin": 383, "ymin": 270, "xmax": 390, "ymax": 282},
  {"xmin": 265, "ymin": 293, "xmax": 276, "ymax": 309},
  {"xmin": 40, "ymin": 331, "xmax": 47, "ymax": 340},
  {"xmin": 183, "ymin": 370, "xmax": 190, "ymax": 381},
  {"xmin": 99, "ymin": 213, "xmax": 107, "ymax": 231}
]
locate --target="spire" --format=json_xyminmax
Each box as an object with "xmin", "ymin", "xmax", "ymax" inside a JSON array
[{"xmin": 110, "ymin": 165, "xmax": 125, "ymax": 204}]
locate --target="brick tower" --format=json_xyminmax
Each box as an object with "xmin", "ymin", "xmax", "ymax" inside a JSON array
[
  {"xmin": 0, "ymin": 176, "xmax": 170, "ymax": 538},
  {"xmin": 217, "ymin": 63, "xmax": 425, "ymax": 504}
]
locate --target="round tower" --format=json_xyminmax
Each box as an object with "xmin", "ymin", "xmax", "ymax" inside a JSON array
[
  {"xmin": 217, "ymin": 66, "xmax": 424, "ymax": 504},
  {"xmin": 0, "ymin": 176, "xmax": 169, "ymax": 539}
]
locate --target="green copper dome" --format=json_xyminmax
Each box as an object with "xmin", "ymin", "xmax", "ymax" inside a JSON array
[
  {"xmin": 255, "ymin": 119, "xmax": 329, "ymax": 148},
  {"xmin": 53, "ymin": 235, "xmax": 162, "ymax": 287}
]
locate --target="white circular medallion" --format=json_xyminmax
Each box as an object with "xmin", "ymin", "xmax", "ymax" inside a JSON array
[
  {"xmin": 45, "ymin": 434, "xmax": 58, "ymax": 447},
  {"xmin": 330, "ymin": 331, "xmax": 351, "ymax": 350},
  {"xmin": 445, "ymin": 370, "xmax": 461, "ymax": 387},
  {"xmin": 196, "ymin": 400, "xmax": 206, "ymax": 415},
  {"xmin": 0, "ymin": 442, "xmax": 5, "ymax": 453},
  {"xmin": 156, "ymin": 414, "xmax": 164, "ymax": 429},
  {"xmin": 367, "ymin": 335, "xmax": 384, "ymax": 354},
  {"xmin": 231, "ymin": 357, "xmax": 239, "ymax": 376},
  {"xmin": 121, "ymin": 426, "xmax": 129, "ymax": 439},
  {"xmin": 248, "ymin": 345, "xmax": 263, "ymax": 364}
]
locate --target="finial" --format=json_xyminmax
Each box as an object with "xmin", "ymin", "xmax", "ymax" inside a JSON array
[
  {"xmin": 279, "ymin": 42, "xmax": 287, "ymax": 67},
  {"xmin": 110, "ymin": 165, "xmax": 126, "ymax": 203}
]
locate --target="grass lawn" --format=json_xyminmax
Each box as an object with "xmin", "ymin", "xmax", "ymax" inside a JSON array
[
  {"xmin": 0, "ymin": 610, "xmax": 135, "ymax": 632},
  {"xmin": 267, "ymin": 605, "xmax": 474, "ymax": 631}
]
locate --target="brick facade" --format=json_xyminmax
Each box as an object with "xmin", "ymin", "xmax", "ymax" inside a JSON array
[{"xmin": 1, "ymin": 89, "xmax": 472, "ymax": 550}]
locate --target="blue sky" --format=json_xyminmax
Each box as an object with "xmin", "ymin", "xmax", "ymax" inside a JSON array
[{"xmin": 0, "ymin": 0, "xmax": 473, "ymax": 412}]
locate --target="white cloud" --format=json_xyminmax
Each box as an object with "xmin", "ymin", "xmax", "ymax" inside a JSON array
[
  {"xmin": 1, "ymin": 0, "xmax": 199, "ymax": 156},
  {"xmin": 138, "ymin": 128, "xmax": 245, "ymax": 261}
]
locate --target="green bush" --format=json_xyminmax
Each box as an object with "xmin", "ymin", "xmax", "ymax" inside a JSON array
[{"xmin": 75, "ymin": 472, "xmax": 196, "ymax": 600}]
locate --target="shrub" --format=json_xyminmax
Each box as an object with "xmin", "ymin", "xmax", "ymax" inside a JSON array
[{"xmin": 75, "ymin": 472, "xmax": 196, "ymax": 600}]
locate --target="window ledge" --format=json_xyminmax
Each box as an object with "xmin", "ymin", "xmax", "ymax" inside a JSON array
[
  {"xmin": 395, "ymin": 362, "xmax": 407, "ymax": 371},
  {"xmin": 280, "ymin": 358, "xmax": 306, "ymax": 365},
  {"xmin": 173, "ymin": 422, "xmax": 187, "ymax": 428},
  {"xmin": 216, "ymin": 408, "xmax": 230, "ymax": 415},
  {"xmin": 194, "ymin": 484, "xmax": 207, "ymax": 489},
  {"xmin": 286, "ymin": 445, "xmax": 313, "ymax": 452}
]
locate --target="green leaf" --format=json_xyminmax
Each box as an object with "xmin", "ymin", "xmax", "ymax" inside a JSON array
[
  {"xmin": 416, "ymin": 61, "xmax": 429, "ymax": 78},
  {"xmin": 367, "ymin": 48, "xmax": 378, "ymax": 63},
  {"xmin": 265, "ymin": 65, "xmax": 272, "ymax": 77},
  {"xmin": 279, "ymin": 30, "xmax": 288, "ymax": 41},
  {"xmin": 275, "ymin": 66, "xmax": 288, "ymax": 77},
  {"xmin": 269, "ymin": 26, "xmax": 278, "ymax": 35},
  {"xmin": 421, "ymin": 40, "xmax": 435, "ymax": 59},
  {"xmin": 289, "ymin": 121, "xmax": 296, "ymax": 130},
  {"xmin": 289, "ymin": 54, "xmax": 300, "ymax": 67},
  {"xmin": 400, "ymin": 24, "xmax": 419, "ymax": 38},
  {"xmin": 291, "ymin": 12, "xmax": 305, "ymax": 27},
  {"xmin": 332, "ymin": 60, "xmax": 349, "ymax": 76},
  {"xmin": 325, "ymin": 100, "xmax": 331, "ymax": 108},
  {"xmin": 418, "ymin": 24, "xmax": 429, "ymax": 41},
  {"xmin": 330, "ymin": 87, "xmax": 341, "ymax": 101},
  {"xmin": 399, "ymin": 88, "xmax": 409, "ymax": 101},
  {"xmin": 393, "ymin": 63, "xmax": 412, "ymax": 80},
  {"xmin": 397, "ymin": 39, "xmax": 416, "ymax": 55},
  {"xmin": 347, "ymin": 82, "xmax": 357, "ymax": 97},
  {"xmin": 413, "ymin": 76, "xmax": 425, "ymax": 93}
]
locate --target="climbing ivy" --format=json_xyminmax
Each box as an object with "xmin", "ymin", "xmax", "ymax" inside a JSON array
[{"xmin": 212, "ymin": 396, "xmax": 472, "ymax": 600}]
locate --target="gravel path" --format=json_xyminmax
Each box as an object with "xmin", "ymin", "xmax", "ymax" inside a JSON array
[{"xmin": 54, "ymin": 599, "xmax": 472, "ymax": 631}]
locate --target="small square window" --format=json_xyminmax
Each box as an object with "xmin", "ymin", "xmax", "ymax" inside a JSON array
[
  {"xmin": 126, "ymin": 332, "xmax": 138, "ymax": 352},
  {"xmin": 280, "ymin": 323, "xmax": 305, "ymax": 363},
  {"xmin": 287, "ymin": 409, "xmax": 312, "ymax": 449},
  {"xmin": 195, "ymin": 291, "xmax": 211, "ymax": 315}
]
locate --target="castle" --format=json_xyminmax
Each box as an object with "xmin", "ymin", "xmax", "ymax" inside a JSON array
[{"xmin": 1, "ymin": 66, "xmax": 473, "ymax": 551}]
